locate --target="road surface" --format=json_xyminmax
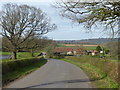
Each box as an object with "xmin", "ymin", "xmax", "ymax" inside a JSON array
[{"xmin": 5, "ymin": 59, "xmax": 92, "ymax": 88}]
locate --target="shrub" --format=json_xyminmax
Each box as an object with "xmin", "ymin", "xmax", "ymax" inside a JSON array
[
  {"xmin": 2, "ymin": 58, "xmax": 45, "ymax": 75},
  {"xmin": 96, "ymin": 45, "xmax": 102, "ymax": 52}
]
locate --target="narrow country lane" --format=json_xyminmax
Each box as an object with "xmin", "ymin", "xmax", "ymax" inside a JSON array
[{"xmin": 5, "ymin": 59, "xmax": 92, "ymax": 88}]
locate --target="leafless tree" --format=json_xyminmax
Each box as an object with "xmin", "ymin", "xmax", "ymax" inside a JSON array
[
  {"xmin": 0, "ymin": 3, "xmax": 57, "ymax": 59},
  {"xmin": 54, "ymin": 0, "xmax": 120, "ymax": 38},
  {"xmin": 21, "ymin": 36, "xmax": 52, "ymax": 57},
  {"xmin": 44, "ymin": 40, "xmax": 57, "ymax": 57},
  {"xmin": 104, "ymin": 41, "xmax": 119, "ymax": 59}
]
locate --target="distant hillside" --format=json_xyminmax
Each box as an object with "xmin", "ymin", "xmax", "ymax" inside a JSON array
[{"xmin": 55, "ymin": 38, "xmax": 118, "ymax": 44}]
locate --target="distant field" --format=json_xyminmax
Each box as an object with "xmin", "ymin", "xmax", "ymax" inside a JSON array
[
  {"xmin": 57, "ymin": 44, "xmax": 98, "ymax": 50},
  {"xmin": 63, "ymin": 44, "xmax": 98, "ymax": 47},
  {"xmin": 84, "ymin": 46, "xmax": 97, "ymax": 50}
]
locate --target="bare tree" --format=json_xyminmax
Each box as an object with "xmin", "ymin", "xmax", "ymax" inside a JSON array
[
  {"xmin": 54, "ymin": 0, "xmax": 120, "ymax": 38},
  {"xmin": 0, "ymin": 3, "xmax": 57, "ymax": 59},
  {"xmin": 21, "ymin": 36, "xmax": 51, "ymax": 57},
  {"xmin": 44, "ymin": 40, "xmax": 56, "ymax": 57},
  {"xmin": 19, "ymin": 36, "xmax": 41, "ymax": 57},
  {"xmin": 105, "ymin": 41, "xmax": 119, "ymax": 59}
]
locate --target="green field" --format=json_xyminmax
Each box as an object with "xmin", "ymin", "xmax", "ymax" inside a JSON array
[
  {"xmin": 17, "ymin": 52, "xmax": 40, "ymax": 59},
  {"xmin": 0, "ymin": 52, "xmax": 12, "ymax": 55},
  {"xmin": 0, "ymin": 52, "xmax": 40, "ymax": 60},
  {"xmin": 84, "ymin": 46, "xmax": 97, "ymax": 50}
]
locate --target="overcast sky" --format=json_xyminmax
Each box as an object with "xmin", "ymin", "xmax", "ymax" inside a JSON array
[{"xmin": 0, "ymin": 0, "xmax": 110, "ymax": 40}]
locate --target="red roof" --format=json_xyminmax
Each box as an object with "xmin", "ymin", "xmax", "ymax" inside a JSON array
[
  {"xmin": 92, "ymin": 50, "xmax": 98, "ymax": 53},
  {"xmin": 55, "ymin": 47, "xmax": 85, "ymax": 52}
]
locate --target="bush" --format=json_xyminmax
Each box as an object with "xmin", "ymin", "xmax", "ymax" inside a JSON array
[
  {"xmin": 96, "ymin": 45, "xmax": 102, "ymax": 52},
  {"xmin": 2, "ymin": 58, "xmax": 45, "ymax": 75},
  {"xmin": 105, "ymin": 41, "xmax": 119, "ymax": 57},
  {"xmin": 53, "ymin": 54, "xmax": 65, "ymax": 59},
  {"xmin": 53, "ymin": 55, "xmax": 65, "ymax": 59}
]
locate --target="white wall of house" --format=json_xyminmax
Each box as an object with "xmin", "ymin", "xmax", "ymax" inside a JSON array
[
  {"xmin": 67, "ymin": 51, "xmax": 73, "ymax": 55},
  {"xmin": 73, "ymin": 51, "xmax": 77, "ymax": 55},
  {"xmin": 92, "ymin": 52, "xmax": 95, "ymax": 56},
  {"xmin": 100, "ymin": 51, "xmax": 103, "ymax": 54}
]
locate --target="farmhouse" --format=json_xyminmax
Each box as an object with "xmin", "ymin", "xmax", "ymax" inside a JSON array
[
  {"xmin": 91, "ymin": 50, "xmax": 99, "ymax": 56},
  {"xmin": 54, "ymin": 47, "xmax": 87, "ymax": 55},
  {"xmin": 55, "ymin": 47, "xmax": 74, "ymax": 53}
]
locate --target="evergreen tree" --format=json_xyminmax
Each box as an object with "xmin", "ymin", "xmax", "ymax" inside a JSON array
[{"xmin": 96, "ymin": 46, "xmax": 102, "ymax": 52}]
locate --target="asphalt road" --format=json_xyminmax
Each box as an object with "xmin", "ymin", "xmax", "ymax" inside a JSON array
[{"xmin": 5, "ymin": 59, "xmax": 92, "ymax": 88}]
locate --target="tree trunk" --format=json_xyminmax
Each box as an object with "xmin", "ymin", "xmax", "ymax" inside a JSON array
[
  {"xmin": 31, "ymin": 49, "xmax": 34, "ymax": 57},
  {"xmin": 13, "ymin": 51, "xmax": 17, "ymax": 60}
]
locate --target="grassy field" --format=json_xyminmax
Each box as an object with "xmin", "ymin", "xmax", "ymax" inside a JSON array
[
  {"xmin": 17, "ymin": 52, "xmax": 40, "ymax": 59},
  {"xmin": 84, "ymin": 46, "xmax": 97, "ymax": 50},
  {"xmin": 58, "ymin": 56, "xmax": 119, "ymax": 88},
  {"xmin": 0, "ymin": 52, "xmax": 12, "ymax": 55},
  {"xmin": 0, "ymin": 52, "xmax": 40, "ymax": 60}
]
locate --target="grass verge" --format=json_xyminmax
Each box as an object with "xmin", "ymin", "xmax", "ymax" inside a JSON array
[
  {"xmin": 2, "ymin": 58, "xmax": 47, "ymax": 87},
  {"xmin": 59, "ymin": 57, "xmax": 119, "ymax": 88}
]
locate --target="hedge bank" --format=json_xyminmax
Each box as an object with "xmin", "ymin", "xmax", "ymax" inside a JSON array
[
  {"xmin": 61, "ymin": 56, "xmax": 119, "ymax": 88},
  {"xmin": 2, "ymin": 57, "xmax": 47, "ymax": 86}
]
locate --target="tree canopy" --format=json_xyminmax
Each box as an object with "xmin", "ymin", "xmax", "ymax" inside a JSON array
[
  {"xmin": 96, "ymin": 45, "xmax": 102, "ymax": 52},
  {"xmin": 55, "ymin": 0, "xmax": 120, "ymax": 38}
]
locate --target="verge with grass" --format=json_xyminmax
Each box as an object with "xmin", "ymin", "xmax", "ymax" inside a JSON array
[{"xmin": 58, "ymin": 56, "xmax": 119, "ymax": 88}]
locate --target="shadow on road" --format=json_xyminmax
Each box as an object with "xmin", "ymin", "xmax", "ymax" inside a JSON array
[
  {"xmin": 2, "ymin": 75, "xmax": 107, "ymax": 90},
  {"xmin": 25, "ymin": 78, "xmax": 90, "ymax": 88},
  {"xmin": 16, "ymin": 76, "xmax": 106, "ymax": 89}
]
